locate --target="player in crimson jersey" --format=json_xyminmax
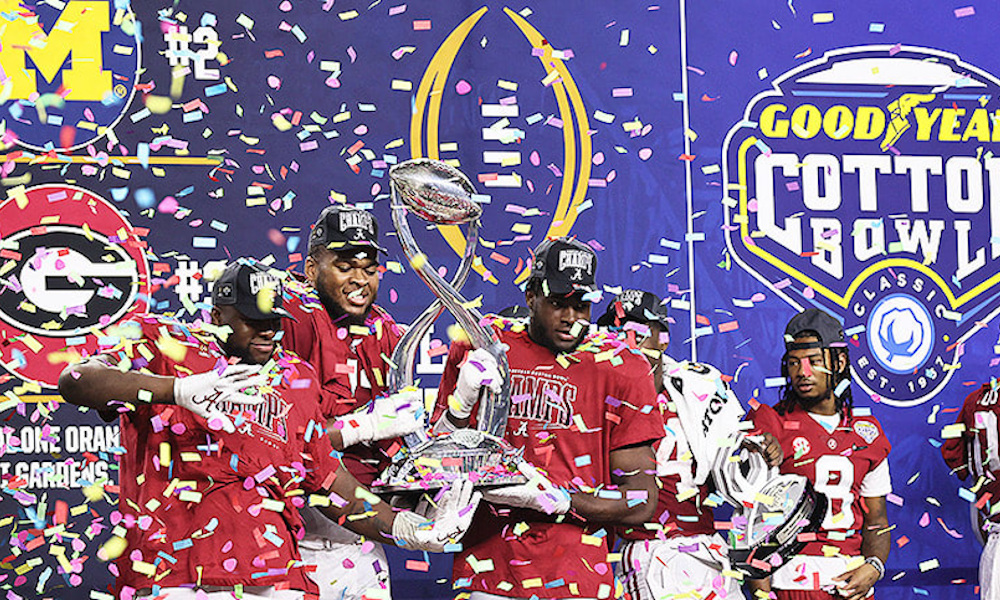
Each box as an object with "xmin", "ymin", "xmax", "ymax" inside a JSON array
[
  {"xmin": 598, "ymin": 290, "xmax": 781, "ymax": 600},
  {"xmin": 58, "ymin": 260, "xmax": 476, "ymax": 600},
  {"xmin": 429, "ymin": 238, "xmax": 664, "ymax": 600},
  {"xmin": 942, "ymin": 380, "xmax": 1000, "ymax": 599},
  {"xmin": 748, "ymin": 308, "xmax": 891, "ymax": 600},
  {"xmin": 281, "ymin": 205, "xmax": 411, "ymax": 599}
]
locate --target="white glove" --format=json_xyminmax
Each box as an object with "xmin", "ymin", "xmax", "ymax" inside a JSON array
[
  {"xmin": 451, "ymin": 348, "xmax": 502, "ymax": 419},
  {"xmin": 172, "ymin": 364, "xmax": 268, "ymax": 434},
  {"xmin": 482, "ymin": 461, "xmax": 572, "ymax": 515},
  {"xmin": 392, "ymin": 478, "xmax": 482, "ymax": 552},
  {"xmin": 337, "ymin": 389, "xmax": 425, "ymax": 447}
]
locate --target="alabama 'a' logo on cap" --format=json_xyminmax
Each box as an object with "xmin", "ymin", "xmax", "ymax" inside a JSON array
[
  {"xmin": 558, "ymin": 249, "xmax": 594, "ymax": 281},
  {"xmin": 619, "ymin": 289, "xmax": 645, "ymax": 311},
  {"xmin": 339, "ymin": 210, "xmax": 375, "ymax": 238}
]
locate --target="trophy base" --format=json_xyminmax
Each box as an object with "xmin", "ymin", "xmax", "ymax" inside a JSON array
[
  {"xmin": 728, "ymin": 474, "xmax": 828, "ymax": 579},
  {"xmin": 373, "ymin": 429, "xmax": 527, "ymax": 495}
]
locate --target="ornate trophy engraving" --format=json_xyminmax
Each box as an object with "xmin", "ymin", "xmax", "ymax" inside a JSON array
[
  {"xmin": 373, "ymin": 158, "xmax": 525, "ymax": 493},
  {"xmin": 712, "ymin": 439, "xmax": 827, "ymax": 578}
]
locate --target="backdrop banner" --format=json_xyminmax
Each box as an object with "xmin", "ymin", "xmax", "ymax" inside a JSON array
[{"xmin": 0, "ymin": 1, "xmax": 994, "ymax": 598}]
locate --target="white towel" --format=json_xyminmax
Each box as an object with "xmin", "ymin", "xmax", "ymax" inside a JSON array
[{"xmin": 661, "ymin": 356, "xmax": 747, "ymax": 486}]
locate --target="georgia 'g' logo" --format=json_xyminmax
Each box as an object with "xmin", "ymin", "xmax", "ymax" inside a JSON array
[
  {"xmin": 0, "ymin": 0, "xmax": 141, "ymax": 151},
  {"xmin": 0, "ymin": 225, "xmax": 139, "ymax": 336},
  {"xmin": 722, "ymin": 45, "xmax": 1000, "ymax": 407},
  {"xmin": 0, "ymin": 184, "xmax": 149, "ymax": 388}
]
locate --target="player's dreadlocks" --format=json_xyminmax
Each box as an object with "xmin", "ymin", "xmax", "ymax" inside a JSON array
[{"xmin": 774, "ymin": 318, "xmax": 854, "ymax": 422}]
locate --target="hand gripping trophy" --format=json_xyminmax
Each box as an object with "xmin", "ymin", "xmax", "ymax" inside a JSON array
[{"xmin": 373, "ymin": 158, "xmax": 525, "ymax": 493}]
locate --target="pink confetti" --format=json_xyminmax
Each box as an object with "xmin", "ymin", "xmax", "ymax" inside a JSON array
[
  {"xmin": 918, "ymin": 511, "xmax": 930, "ymax": 527},
  {"xmin": 954, "ymin": 6, "xmax": 975, "ymax": 17},
  {"xmin": 455, "ymin": 80, "xmax": 472, "ymax": 95},
  {"xmin": 729, "ymin": 50, "xmax": 738, "ymax": 66}
]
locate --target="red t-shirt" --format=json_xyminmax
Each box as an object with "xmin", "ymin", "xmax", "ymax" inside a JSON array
[
  {"xmin": 619, "ymin": 395, "xmax": 715, "ymax": 541},
  {"xmin": 750, "ymin": 403, "xmax": 891, "ymax": 557},
  {"xmin": 281, "ymin": 277, "xmax": 402, "ymax": 484},
  {"xmin": 942, "ymin": 382, "xmax": 1000, "ymax": 523},
  {"xmin": 113, "ymin": 316, "xmax": 341, "ymax": 595},
  {"xmin": 433, "ymin": 320, "xmax": 664, "ymax": 598}
]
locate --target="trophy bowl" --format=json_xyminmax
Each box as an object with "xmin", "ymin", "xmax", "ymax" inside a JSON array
[
  {"xmin": 728, "ymin": 474, "xmax": 828, "ymax": 579},
  {"xmin": 374, "ymin": 429, "xmax": 527, "ymax": 493},
  {"xmin": 389, "ymin": 159, "xmax": 483, "ymax": 225}
]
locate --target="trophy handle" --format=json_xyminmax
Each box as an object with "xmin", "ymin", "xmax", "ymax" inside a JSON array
[{"xmin": 389, "ymin": 187, "xmax": 512, "ymax": 443}]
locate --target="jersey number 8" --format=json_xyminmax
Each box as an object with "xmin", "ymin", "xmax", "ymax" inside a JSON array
[{"xmin": 814, "ymin": 455, "xmax": 855, "ymax": 530}]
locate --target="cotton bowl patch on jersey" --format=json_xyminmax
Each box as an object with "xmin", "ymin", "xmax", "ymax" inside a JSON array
[
  {"xmin": 0, "ymin": 184, "xmax": 149, "ymax": 389},
  {"xmin": 853, "ymin": 421, "xmax": 880, "ymax": 445},
  {"xmin": 721, "ymin": 45, "xmax": 1000, "ymax": 407}
]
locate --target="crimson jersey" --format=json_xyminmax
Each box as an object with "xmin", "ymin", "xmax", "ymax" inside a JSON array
[
  {"xmin": 281, "ymin": 276, "xmax": 401, "ymax": 484},
  {"xmin": 942, "ymin": 382, "xmax": 1000, "ymax": 522},
  {"xmin": 750, "ymin": 403, "xmax": 891, "ymax": 557},
  {"xmin": 113, "ymin": 316, "xmax": 341, "ymax": 595},
  {"xmin": 619, "ymin": 395, "xmax": 715, "ymax": 541},
  {"xmin": 433, "ymin": 319, "xmax": 664, "ymax": 599}
]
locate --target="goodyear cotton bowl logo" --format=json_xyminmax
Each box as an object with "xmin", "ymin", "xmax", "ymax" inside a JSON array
[
  {"xmin": 0, "ymin": 0, "xmax": 140, "ymax": 152},
  {"xmin": 0, "ymin": 184, "xmax": 149, "ymax": 388},
  {"xmin": 722, "ymin": 46, "xmax": 1000, "ymax": 407}
]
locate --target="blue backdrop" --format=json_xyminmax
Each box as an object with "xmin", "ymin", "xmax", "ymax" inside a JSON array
[{"xmin": 0, "ymin": 1, "xmax": 996, "ymax": 597}]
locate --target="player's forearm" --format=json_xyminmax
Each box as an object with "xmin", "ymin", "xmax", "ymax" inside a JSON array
[
  {"xmin": 441, "ymin": 411, "xmax": 471, "ymax": 430},
  {"xmin": 861, "ymin": 520, "xmax": 891, "ymax": 563},
  {"xmin": 326, "ymin": 416, "xmax": 348, "ymax": 450},
  {"xmin": 747, "ymin": 577, "xmax": 772, "ymax": 596},
  {"xmin": 568, "ymin": 469, "xmax": 657, "ymax": 524},
  {"xmin": 861, "ymin": 496, "xmax": 891, "ymax": 563},
  {"xmin": 59, "ymin": 359, "xmax": 174, "ymax": 411},
  {"xmin": 569, "ymin": 489, "xmax": 655, "ymax": 524},
  {"xmin": 568, "ymin": 444, "xmax": 657, "ymax": 524},
  {"xmin": 315, "ymin": 467, "xmax": 398, "ymax": 545},
  {"xmin": 318, "ymin": 492, "xmax": 398, "ymax": 546}
]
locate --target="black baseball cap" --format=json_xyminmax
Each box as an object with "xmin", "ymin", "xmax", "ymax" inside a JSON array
[
  {"xmin": 596, "ymin": 289, "xmax": 670, "ymax": 330},
  {"xmin": 211, "ymin": 260, "xmax": 294, "ymax": 321},
  {"xmin": 497, "ymin": 305, "xmax": 530, "ymax": 319},
  {"xmin": 784, "ymin": 308, "xmax": 844, "ymax": 349},
  {"xmin": 308, "ymin": 205, "xmax": 387, "ymax": 254},
  {"xmin": 528, "ymin": 237, "xmax": 598, "ymax": 296}
]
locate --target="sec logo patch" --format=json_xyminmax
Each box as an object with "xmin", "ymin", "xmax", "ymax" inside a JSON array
[
  {"xmin": 792, "ymin": 436, "xmax": 811, "ymax": 459},
  {"xmin": 0, "ymin": 184, "xmax": 149, "ymax": 388}
]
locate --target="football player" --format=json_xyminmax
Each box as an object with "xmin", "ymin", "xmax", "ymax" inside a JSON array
[{"xmin": 748, "ymin": 308, "xmax": 891, "ymax": 600}]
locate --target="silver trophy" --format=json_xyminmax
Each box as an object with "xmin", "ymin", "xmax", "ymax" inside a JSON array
[
  {"xmin": 374, "ymin": 158, "xmax": 525, "ymax": 493},
  {"xmin": 712, "ymin": 438, "xmax": 827, "ymax": 578}
]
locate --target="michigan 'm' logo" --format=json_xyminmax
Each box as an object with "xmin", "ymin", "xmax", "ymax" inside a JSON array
[{"xmin": 0, "ymin": 0, "xmax": 140, "ymax": 151}]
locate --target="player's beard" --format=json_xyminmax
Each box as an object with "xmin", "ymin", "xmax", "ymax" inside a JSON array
[
  {"xmin": 792, "ymin": 375, "xmax": 833, "ymax": 411},
  {"xmin": 315, "ymin": 281, "xmax": 372, "ymax": 327},
  {"xmin": 528, "ymin": 318, "xmax": 584, "ymax": 355},
  {"xmin": 221, "ymin": 338, "xmax": 270, "ymax": 365}
]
